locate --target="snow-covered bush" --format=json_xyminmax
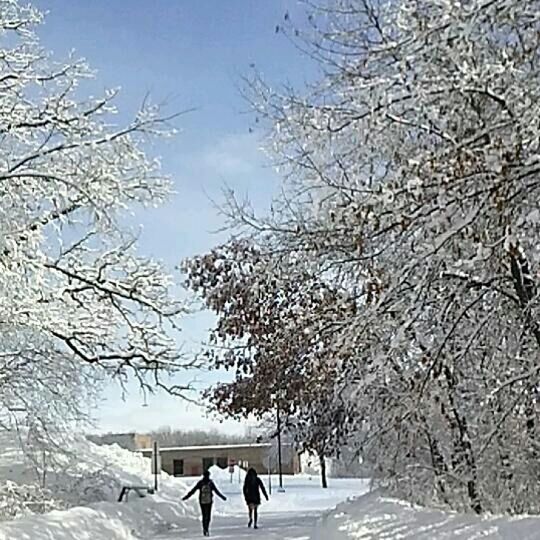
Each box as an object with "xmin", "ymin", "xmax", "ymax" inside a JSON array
[
  {"xmin": 0, "ymin": 482, "xmax": 64, "ymax": 520},
  {"xmin": 49, "ymin": 468, "xmax": 123, "ymax": 507}
]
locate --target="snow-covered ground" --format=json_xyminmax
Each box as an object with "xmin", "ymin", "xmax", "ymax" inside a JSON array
[
  {"xmin": 155, "ymin": 469, "xmax": 370, "ymax": 539},
  {"xmin": 0, "ymin": 432, "xmax": 369, "ymax": 539},
  {"xmin": 313, "ymin": 493, "xmax": 540, "ymax": 540},
  {"xmin": 2, "ymin": 435, "xmax": 540, "ymax": 539},
  {"xmin": 0, "ymin": 431, "xmax": 196, "ymax": 539}
]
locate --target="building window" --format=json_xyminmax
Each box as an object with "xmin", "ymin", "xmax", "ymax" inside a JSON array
[
  {"xmin": 216, "ymin": 457, "xmax": 227, "ymax": 469},
  {"xmin": 173, "ymin": 459, "xmax": 184, "ymax": 477},
  {"xmin": 202, "ymin": 457, "xmax": 214, "ymax": 471}
]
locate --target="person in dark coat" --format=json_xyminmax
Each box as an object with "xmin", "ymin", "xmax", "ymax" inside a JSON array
[
  {"xmin": 243, "ymin": 467, "xmax": 269, "ymax": 529},
  {"xmin": 183, "ymin": 470, "xmax": 227, "ymax": 536}
]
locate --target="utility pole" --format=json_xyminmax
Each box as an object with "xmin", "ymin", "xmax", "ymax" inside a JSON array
[
  {"xmin": 152, "ymin": 441, "xmax": 160, "ymax": 492},
  {"xmin": 277, "ymin": 401, "xmax": 283, "ymax": 490}
]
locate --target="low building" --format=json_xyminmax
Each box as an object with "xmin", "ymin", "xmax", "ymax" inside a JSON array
[{"xmin": 139, "ymin": 442, "xmax": 300, "ymax": 477}]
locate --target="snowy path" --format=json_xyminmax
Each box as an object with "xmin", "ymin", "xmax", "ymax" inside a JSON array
[
  {"xmin": 153, "ymin": 511, "xmax": 320, "ymax": 539},
  {"xmin": 152, "ymin": 474, "xmax": 370, "ymax": 540}
]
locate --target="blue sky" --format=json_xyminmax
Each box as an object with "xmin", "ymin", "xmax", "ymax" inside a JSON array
[{"xmin": 32, "ymin": 0, "xmax": 313, "ymax": 435}]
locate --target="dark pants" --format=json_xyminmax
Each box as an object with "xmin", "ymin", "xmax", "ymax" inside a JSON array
[{"xmin": 200, "ymin": 503, "xmax": 212, "ymax": 533}]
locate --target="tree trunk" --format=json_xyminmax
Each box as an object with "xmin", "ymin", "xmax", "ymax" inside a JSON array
[
  {"xmin": 443, "ymin": 366, "xmax": 482, "ymax": 514},
  {"xmin": 319, "ymin": 452, "xmax": 328, "ymax": 488},
  {"xmin": 425, "ymin": 426, "xmax": 450, "ymax": 504}
]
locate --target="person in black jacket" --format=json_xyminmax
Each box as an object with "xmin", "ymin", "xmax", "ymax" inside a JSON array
[
  {"xmin": 182, "ymin": 470, "xmax": 227, "ymax": 536},
  {"xmin": 243, "ymin": 467, "xmax": 269, "ymax": 529}
]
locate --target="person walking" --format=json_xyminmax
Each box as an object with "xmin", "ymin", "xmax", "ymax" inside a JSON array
[
  {"xmin": 182, "ymin": 470, "xmax": 227, "ymax": 536},
  {"xmin": 243, "ymin": 467, "xmax": 269, "ymax": 529}
]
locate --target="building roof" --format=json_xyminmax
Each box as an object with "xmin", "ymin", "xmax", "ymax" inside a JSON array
[{"xmin": 138, "ymin": 442, "xmax": 272, "ymax": 453}]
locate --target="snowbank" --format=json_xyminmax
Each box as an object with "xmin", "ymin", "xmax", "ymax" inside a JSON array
[
  {"xmin": 0, "ymin": 498, "xmax": 196, "ymax": 540},
  {"xmin": 311, "ymin": 492, "xmax": 540, "ymax": 539},
  {"xmin": 0, "ymin": 432, "xmax": 197, "ymax": 539}
]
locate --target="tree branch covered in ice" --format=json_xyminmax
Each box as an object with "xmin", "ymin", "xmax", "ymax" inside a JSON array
[{"xmin": 0, "ymin": 0, "xmax": 192, "ymax": 443}]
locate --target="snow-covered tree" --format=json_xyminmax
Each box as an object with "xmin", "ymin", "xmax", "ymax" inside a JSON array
[
  {"xmin": 0, "ymin": 0, "xmax": 189, "ymax": 438},
  {"xmin": 216, "ymin": 0, "xmax": 540, "ymax": 514},
  {"xmin": 183, "ymin": 240, "xmax": 359, "ymax": 488}
]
